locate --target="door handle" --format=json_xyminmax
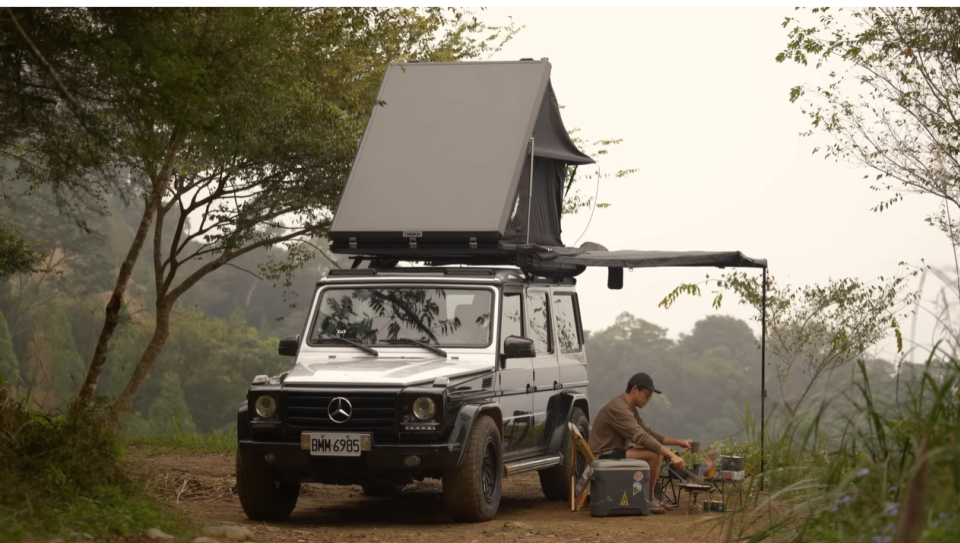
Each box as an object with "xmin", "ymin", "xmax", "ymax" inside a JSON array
[
  {"xmin": 553, "ymin": 381, "xmax": 560, "ymax": 390},
  {"xmin": 526, "ymin": 384, "xmax": 532, "ymax": 393}
]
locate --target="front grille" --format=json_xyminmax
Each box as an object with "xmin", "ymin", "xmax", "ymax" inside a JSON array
[{"xmin": 282, "ymin": 391, "xmax": 398, "ymax": 431}]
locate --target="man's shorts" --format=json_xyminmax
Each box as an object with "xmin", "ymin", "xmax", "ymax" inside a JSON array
[{"xmin": 598, "ymin": 449, "xmax": 629, "ymax": 460}]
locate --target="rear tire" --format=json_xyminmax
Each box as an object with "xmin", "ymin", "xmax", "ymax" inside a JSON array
[
  {"xmin": 538, "ymin": 406, "xmax": 589, "ymax": 501},
  {"xmin": 442, "ymin": 415, "xmax": 502, "ymax": 522},
  {"xmin": 236, "ymin": 452, "xmax": 300, "ymax": 521}
]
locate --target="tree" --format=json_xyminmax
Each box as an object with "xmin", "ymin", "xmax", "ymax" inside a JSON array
[
  {"xmin": 0, "ymin": 8, "xmax": 519, "ymax": 415},
  {"xmin": 777, "ymin": 8, "xmax": 960, "ymax": 260},
  {"xmin": 0, "ymin": 306, "xmax": 17, "ymax": 385},
  {"xmin": 147, "ymin": 371, "xmax": 197, "ymax": 435},
  {"xmin": 561, "ymin": 128, "xmax": 638, "ymax": 217},
  {"xmin": 0, "ymin": 219, "xmax": 45, "ymax": 278},
  {"xmin": 660, "ymin": 269, "xmax": 919, "ymax": 417},
  {"xmin": 44, "ymin": 308, "xmax": 85, "ymax": 409}
]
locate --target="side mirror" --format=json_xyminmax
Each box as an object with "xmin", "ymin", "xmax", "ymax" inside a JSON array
[
  {"xmin": 279, "ymin": 334, "xmax": 301, "ymax": 357},
  {"xmin": 502, "ymin": 335, "xmax": 536, "ymax": 359}
]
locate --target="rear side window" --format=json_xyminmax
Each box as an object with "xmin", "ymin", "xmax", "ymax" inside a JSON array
[
  {"xmin": 525, "ymin": 290, "xmax": 552, "ymax": 354},
  {"xmin": 553, "ymin": 293, "xmax": 582, "ymax": 353},
  {"xmin": 500, "ymin": 292, "xmax": 523, "ymax": 353}
]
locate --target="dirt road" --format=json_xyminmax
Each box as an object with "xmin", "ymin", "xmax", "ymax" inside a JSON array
[{"xmin": 128, "ymin": 448, "xmax": 736, "ymax": 543}]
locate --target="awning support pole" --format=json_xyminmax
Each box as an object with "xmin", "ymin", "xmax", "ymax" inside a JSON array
[
  {"xmin": 526, "ymin": 137, "xmax": 535, "ymax": 245},
  {"xmin": 760, "ymin": 266, "xmax": 767, "ymax": 491}
]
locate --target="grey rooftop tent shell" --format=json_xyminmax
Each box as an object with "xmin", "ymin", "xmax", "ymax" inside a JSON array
[{"xmin": 328, "ymin": 59, "xmax": 594, "ymax": 253}]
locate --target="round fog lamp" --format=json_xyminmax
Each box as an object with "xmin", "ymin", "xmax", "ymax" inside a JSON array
[
  {"xmin": 255, "ymin": 395, "xmax": 277, "ymax": 418},
  {"xmin": 412, "ymin": 396, "xmax": 436, "ymax": 420}
]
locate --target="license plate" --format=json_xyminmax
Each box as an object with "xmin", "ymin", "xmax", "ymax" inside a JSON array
[{"xmin": 302, "ymin": 433, "xmax": 370, "ymax": 457}]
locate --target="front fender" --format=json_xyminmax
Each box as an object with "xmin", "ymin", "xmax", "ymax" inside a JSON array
[
  {"xmin": 448, "ymin": 401, "xmax": 502, "ymax": 468},
  {"xmin": 237, "ymin": 400, "xmax": 251, "ymax": 441}
]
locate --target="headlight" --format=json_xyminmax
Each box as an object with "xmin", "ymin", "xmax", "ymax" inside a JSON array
[
  {"xmin": 255, "ymin": 395, "xmax": 277, "ymax": 418},
  {"xmin": 412, "ymin": 396, "xmax": 436, "ymax": 420}
]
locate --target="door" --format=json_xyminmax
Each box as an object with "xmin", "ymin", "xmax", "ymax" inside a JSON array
[
  {"xmin": 552, "ymin": 288, "xmax": 587, "ymax": 390},
  {"xmin": 525, "ymin": 287, "xmax": 559, "ymax": 449},
  {"xmin": 497, "ymin": 289, "xmax": 534, "ymax": 453}
]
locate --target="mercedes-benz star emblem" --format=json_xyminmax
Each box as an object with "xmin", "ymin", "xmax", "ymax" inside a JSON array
[{"xmin": 327, "ymin": 397, "xmax": 352, "ymax": 423}]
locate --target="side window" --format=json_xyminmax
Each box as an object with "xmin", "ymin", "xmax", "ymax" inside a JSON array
[
  {"xmin": 500, "ymin": 292, "xmax": 523, "ymax": 353},
  {"xmin": 553, "ymin": 293, "xmax": 582, "ymax": 353},
  {"xmin": 525, "ymin": 290, "xmax": 552, "ymax": 354}
]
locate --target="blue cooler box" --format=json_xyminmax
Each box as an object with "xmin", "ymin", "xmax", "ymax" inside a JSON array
[{"xmin": 588, "ymin": 459, "xmax": 651, "ymax": 517}]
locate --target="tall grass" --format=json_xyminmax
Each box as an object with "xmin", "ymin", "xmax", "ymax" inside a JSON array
[
  {"xmin": 127, "ymin": 413, "xmax": 237, "ymax": 455},
  {"xmin": 717, "ymin": 349, "xmax": 960, "ymax": 543}
]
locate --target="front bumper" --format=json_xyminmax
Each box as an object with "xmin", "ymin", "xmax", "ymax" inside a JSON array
[{"xmin": 238, "ymin": 439, "xmax": 461, "ymax": 473}]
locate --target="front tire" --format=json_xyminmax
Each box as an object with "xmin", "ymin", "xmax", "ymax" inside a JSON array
[
  {"xmin": 442, "ymin": 415, "xmax": 502, "ymax": 522},
  {"xmin": 236, "ymin": 452, "xmax": 300, "ymax": 521},
  {"xmin": 538, "ymin": 406, "xmax": 589, "ymax": 501}
]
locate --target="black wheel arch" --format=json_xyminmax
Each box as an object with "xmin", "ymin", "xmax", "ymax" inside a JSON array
[
  {"xmin": 544, "ymin": 392, "xmax": 589, "ymax": 453},
  {"xmin": 449, "ymin": 401, "xmax": 503, "ymax": 468},
  {"xmin": 237, "ymin": 400, "xmax": 251, "ymax": 441}
]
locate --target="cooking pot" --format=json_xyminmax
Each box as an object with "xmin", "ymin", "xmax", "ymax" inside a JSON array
[{"xmin": 720, "ymin": 455, "xmax": 744, "ymax": 471}]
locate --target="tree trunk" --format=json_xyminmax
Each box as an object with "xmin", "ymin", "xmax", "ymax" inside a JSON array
[
  {"xmin": 110, "ymin": 298, "xmax": 173, "ymax": 419},
  {"xmin": 77, "ymin": 131, "xmax": 182, "ymax": 405}
]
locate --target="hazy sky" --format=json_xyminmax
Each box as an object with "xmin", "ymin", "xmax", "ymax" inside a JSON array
[{"xmin": 478, "ymin": 7, "xmax": 957, "ymax": 362}]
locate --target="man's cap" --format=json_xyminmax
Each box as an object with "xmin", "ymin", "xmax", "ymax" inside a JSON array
[{"xmin": 626, "ymin": 372, "xmax": 662, "ymax": 394}]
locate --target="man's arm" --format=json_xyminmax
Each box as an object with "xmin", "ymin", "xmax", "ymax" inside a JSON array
[
  {"xmin": 637, "ymin": 420, "xmax": 689, "ymax": 470},
  {"xmin": 658, "ymin": 443, "xmax": 686, "ymax": 471},
  {"xmin": 662, "ymin": 437, "xmax": 693, "ymax": 449}
]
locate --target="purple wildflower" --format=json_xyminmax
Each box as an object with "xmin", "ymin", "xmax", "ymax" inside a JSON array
[
  {"xmin": 882, "ymin": 502, "xmax": 899, "ymax": 517},
  {"xmin": 857, "ymin": 467, "xmax": 871, "ymax": 478},
  {"xmin": 939, "ymin": 512, "xmax": 952, "ymax": 520},
  {"xmin": 871, "ymin": 536, "xmax": 892, "ymax": 543},
  {"xmin": 887, "ymin": 486, "xmax": 897, "ymax": 495}
]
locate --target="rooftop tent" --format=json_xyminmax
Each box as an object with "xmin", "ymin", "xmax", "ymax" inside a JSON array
[{"xmin": 328, "ymin": 59, "xmax": 593, "ymax": 253}]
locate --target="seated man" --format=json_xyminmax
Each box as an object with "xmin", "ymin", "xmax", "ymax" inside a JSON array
[{"xmin": 588, "ymin": 372, "xmax": 691, "ymax": 514}]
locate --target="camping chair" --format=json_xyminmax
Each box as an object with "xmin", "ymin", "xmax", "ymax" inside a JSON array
[
  {"xmin": 656, "ymin": 460, "xmax": 683, "ymax": 507},
  {"xmin": 568, "ymin": 423, "xmax": 597, "ymax": 512}
]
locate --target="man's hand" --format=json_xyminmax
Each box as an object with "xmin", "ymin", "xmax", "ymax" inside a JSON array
[
  {"xmin": 677, "ymin": 439, "xmax": 693, "ymax": 450},
  {"xmin": 670, "ymin": 453, "xmax": 686, "ymax": 472}
]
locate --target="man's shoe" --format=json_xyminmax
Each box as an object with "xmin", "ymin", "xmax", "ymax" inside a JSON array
[
  {"xmin": 651, "ymin": 498, "xmax": 674, "ymax": 512},
  {"xmin": 649, "ymin": 498, "xmax": 668, "ymax": 514}
]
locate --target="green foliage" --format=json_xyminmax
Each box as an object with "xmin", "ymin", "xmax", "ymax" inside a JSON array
[
  {"xmin": 128, "ymin": 424, "xmax": 237, "ymax": 455},
  {"xmin": 585, "ymin": 312, "xmax": 761, "ymax": 442},
  {"xmin": 721, "ymin": 352, "xmax": 960, "ymax": 543},
  {"xmin": 0, "ymin": 307, "xmax": 16, "ymax": 385},
  {"xmin": 561, "ymin": 128, "xmax": 639, "ymax": 216},
  {"xmin": 660, "ymin": 268, "xmax": 920, "ymax": 416},
  {"xmin": 0, "ymin": 389, "xmax": 185, "ymax": 541},
  {"xmin": 147, "ymin": 372, "xmax": 197, "ymax": 435},
  {"xmin": 0, "ymin": 218, "xmax": 46, "ymax": 278},
  {"xmin": 777, "ymin": 8, "xmax": 960, "ymax": 250},
  {"xmin": 45, "ymin": 308, "xmax": 85, "ymax": 409}
]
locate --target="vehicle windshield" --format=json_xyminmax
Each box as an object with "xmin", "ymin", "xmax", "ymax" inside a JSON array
[{"xmin": 309, "ymin": 287, "xmax": 493, "ymax": 347}]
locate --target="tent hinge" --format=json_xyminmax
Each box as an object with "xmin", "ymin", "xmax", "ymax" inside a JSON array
[
  {"xmin": 469, "ymin": 237, "xmax": 477, "ymax": 249},
  {"xmin": 348, "ymin": 237, "xmax": 357, "ymax": 249}
]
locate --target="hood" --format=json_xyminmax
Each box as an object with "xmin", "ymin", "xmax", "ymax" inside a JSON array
[{"xmin": 283, "ymin": 352, "xmax": 494, "ymax": 387}]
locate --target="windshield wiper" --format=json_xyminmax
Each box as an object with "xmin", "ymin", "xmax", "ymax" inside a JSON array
[
  {"xmin": 383, "ymin": 338, "xmax": 448, "ymax": 358},
  {"xmin": 315, "ymin": 337, "xmax": 379, "ymax": 356}
]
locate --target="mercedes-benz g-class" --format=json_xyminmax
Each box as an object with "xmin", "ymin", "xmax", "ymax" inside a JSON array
[{"xmin": 236, "ymin": 266, "xmax": 591, "ymax": 522}]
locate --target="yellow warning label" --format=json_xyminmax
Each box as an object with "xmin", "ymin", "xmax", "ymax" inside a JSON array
[{"xmin": 620, "ymin": 492, "xmax": 629, "ymax": 506}]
